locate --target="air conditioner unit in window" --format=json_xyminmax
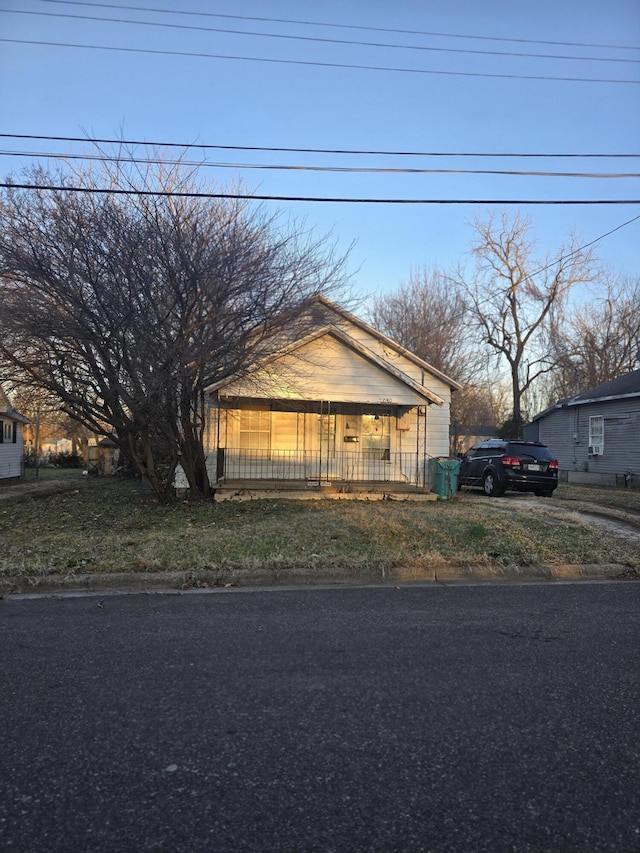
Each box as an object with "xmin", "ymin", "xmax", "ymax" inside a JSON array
[{"xmin": 588, "ymin": 445, "xmax": 602, "ymax": 456}]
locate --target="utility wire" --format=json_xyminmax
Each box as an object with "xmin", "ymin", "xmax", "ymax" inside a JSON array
[
  {"xmin": 41, "ymin": 0, "xmax": 640, "ymax": 53},
  {"xmin": 2, "ymin": 39, "xmax": 638, "ymax": 84},
  {"xmin": 2, "ymin": 149, "xmax": 639, "ymax": 179},
  {"xmin": 525, "ymin": 213, "xmax": 640, "ymax": 278},
  {"xmin": 412, "ymin": 211, "xmax": 640, "ymax": 342},
  {"xmin": 1, "ymin": 183, "xmax": 638, "ymax": 204},
  {"xmin": 5, "ymin": 9, "xmax": 639, "ymax": 65},
  {"xmin": 2, "ymin": 134, "xmax": 639, "ymax": 159}
]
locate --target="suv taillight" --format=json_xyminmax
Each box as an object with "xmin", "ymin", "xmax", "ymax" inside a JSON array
[
  {"xmin": 502, "ymin": 456, "xmax": 521, "ymax": 468},
  {"xmin": 548, "ymin": 459, "xmax": 559, "ymax": 471}
]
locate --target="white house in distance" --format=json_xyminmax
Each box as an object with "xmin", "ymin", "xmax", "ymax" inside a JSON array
[
  {"xmin": 200, "ymin": 296, "xmax": 461, "ymax": 497},
  {"xmin": 0, "ymin": 386, "xmax": 29, "ymax": 483}
]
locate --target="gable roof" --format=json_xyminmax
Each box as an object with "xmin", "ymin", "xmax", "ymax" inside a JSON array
[
  {"xmin": 207, "ymin": 325, "xmax": 445, "ymax": 406},
  {"xmin": 327, "ymin": 326, "xmax": 444, "ymax": 404},
  {"xmin": 206, "ymin": 295, "xmax": 461, "ymax": 405},
  {"xmin": 0, "ymin": 386, "xmax": 29, "ymax": 423},
  {"xmin": 312, "ymin": 296, "xmax": 462, "ymax": 392},
  {"xmin": 565, "ymin": 368, "xmax": 640, "ymax": 406},
  {"xmin": 530, "ymin": 368, "xmax": 640, "ymax": 423}
]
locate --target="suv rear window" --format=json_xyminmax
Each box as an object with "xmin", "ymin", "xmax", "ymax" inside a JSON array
[{"xmin": 507, "ymin": 442, "xmax": 554, "ymax": 462}]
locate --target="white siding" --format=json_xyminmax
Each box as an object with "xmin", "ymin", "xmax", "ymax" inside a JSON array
[
  {"xmin": 425, "ymin": 403, "xmax": 452, "ymax": 458},
  {"xmin": 0, "ymin": 419, "xmax": 24, "ymax": 480},
  {"xmin": 222, "ymin": 335, "xmax": 430, "ymax": 406},
  {"xmin": 334, "ymin": 319, "xmax": 453, "ymax": 406}
]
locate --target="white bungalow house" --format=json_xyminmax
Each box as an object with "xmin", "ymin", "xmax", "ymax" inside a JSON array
[
  {"xmin": 200, "ymin": 297, "xmax": 461, "ymax": 496},
  {"xmin": 0, "ymin": 386, "xmax": 29, "ymax": 483}
]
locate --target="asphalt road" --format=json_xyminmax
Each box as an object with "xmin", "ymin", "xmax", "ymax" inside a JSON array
[{"xmin": 1, "ymin": 583, "xmax": 639, "ymax": 852}]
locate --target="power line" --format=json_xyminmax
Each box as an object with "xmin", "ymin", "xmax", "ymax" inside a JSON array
[
  {"xmin": 6, "ymin": 9, "xmax": 639, "ymax": 65},
  {"xmin": 425, "ymin": 212, "xmax": 640, "ymax": 340},
  {"xmin": 391, "ymin": 212, "xmax": 640, "ymax": 340},
  {"xmin": 3, "ymin": 134, "xmax": 639, "ymax": 159},
  {"xmin": 2, "ymin": 149, "xmax": 639, "ymax": 179},
  {"xmin": 2, "ymin": 39, "xmax": 638, "ymax": 84},
  {"xmin": 526, "ymin": 213, "xmax": 640, "ymax": 278},
  {"xmin": 1, "ymin": 183, "xmax": 639, "ymax": 204},
  {"xmin": 40, "ymin": 0, "xmax": 640, "ymax": 53}
]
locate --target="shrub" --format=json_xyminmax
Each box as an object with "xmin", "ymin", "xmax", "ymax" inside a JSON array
[{"xmin": 50, "ymin": 452, "xmax": 83, "ymax": 468}]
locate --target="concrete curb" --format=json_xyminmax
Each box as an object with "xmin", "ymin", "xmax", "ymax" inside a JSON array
[{"xmin": 1, "ymin": 563, "xmax": 637, "ymax": 597}]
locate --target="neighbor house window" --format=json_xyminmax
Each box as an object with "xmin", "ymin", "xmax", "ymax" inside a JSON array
[
  {"xmin": 589, "ymin": 415, "xmax": 604, "ymax": 453},
  {"xmin": 239, "ymin": 409, "xmax": 271, "ymax": 450},
  {"xmin": 0, "ymin": 420, "xmax": 3, "ymax": 443},
  {"xmin": 1, "ymin": 421, "xmax": 11, "ymax": 443},
  {"xmin": 361, "ymin": 413, "xmax": 391, "ymax": 460}
]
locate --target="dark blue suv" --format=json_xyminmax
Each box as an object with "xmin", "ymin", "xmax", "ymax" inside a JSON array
[{"xmin": 458, "ymin": 440, "xmax": 559, "ymax": 497}]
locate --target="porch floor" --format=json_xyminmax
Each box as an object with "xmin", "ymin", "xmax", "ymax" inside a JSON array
[{"xmin": 211, "ymin": 479, "xmax": 438, "ymax": 501}]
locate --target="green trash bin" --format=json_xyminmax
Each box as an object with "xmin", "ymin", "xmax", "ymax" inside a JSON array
[{"xmin": 430, "ymin": 458, "xmax": 461, "ymax": 499}]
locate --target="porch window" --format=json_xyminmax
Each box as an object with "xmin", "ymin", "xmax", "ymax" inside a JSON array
[
  {"xmin": 361, "ymin": 413, "xmax": 391, "ymax": 460},
  {"xmin": 239, "ymin": 409, "xmax": 270, "ymax": 450},
  {"xmin": 588, "ymin": 415, "xmax": 604, "ymax": 454}
]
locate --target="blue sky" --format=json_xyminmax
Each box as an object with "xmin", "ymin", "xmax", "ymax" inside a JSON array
[{"xmin": 1, "ymin": 0, "xmax": 639, "ymax": 301}]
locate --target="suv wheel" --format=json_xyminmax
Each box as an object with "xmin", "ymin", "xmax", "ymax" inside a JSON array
[{"xmin": 483, "ymin": 471, "xmax": 503, "ymax": 497}]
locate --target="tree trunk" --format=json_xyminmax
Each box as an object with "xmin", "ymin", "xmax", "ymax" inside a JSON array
[
  {"xmin": 179, "ymin": 410, "xmax": 212, "ymax": 500},
  {"xmin": 511, "ymin": 364, "xmax": 523, "ymax": 437}
]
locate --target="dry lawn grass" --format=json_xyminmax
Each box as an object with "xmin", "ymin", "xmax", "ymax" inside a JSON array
[
  {"xmin": 553, "ymin": 482, "xmax": 640, "ymax": 515},
  {"xmin": 1, "ymin": 477, "xmax": 639, "ymax": 584}
]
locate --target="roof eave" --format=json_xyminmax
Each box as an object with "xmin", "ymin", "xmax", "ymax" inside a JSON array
[
  {"xmin": 313, "ymin": 295, "xmax": 463, "ymax": 391},
  {"xmin": 206, "ymin": 325, "xmax": 445, "ymax": 406},
  {"xmin": 566, "ymin": 390, "xmax": 640, "ymax": 407}
]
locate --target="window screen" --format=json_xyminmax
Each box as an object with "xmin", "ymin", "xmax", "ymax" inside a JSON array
[{"xmin": 589, "ymin": 415, "xmax": 604, "ymax": 451}]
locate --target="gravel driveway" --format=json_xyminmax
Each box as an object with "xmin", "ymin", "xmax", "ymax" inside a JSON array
[{"xmin": 477, "ymin": 493, "xmax": 640, "ymax": 546}]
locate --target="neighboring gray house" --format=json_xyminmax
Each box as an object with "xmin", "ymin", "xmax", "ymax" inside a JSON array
[
  {"xmin": 0, "ymin": 386, "xmax": 29, "ymax": 482},
  {"xmin": 524, "ymin": 369, "xmax": 640, "ymax": 487}
]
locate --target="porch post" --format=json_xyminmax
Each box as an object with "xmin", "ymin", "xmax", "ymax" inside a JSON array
[
  {"xmin": 215, "ymin": 396, "xmax": 226, "ymax": 483},
  {"xmin": 318, "ymin": 400, "xmax": 322, "ymax": 479},
  {"xmin": 417, "ymin": 405, "xmax": 428, "ymax": 488},
  {"xmin": 216, "ymin": 448, "xmax": 225, "ymax": 482},
  {"xmin": 423, "ymin": 406, "xmax": 428, "ymax": 488}
]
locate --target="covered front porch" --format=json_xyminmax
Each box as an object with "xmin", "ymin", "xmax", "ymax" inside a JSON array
[
  {"xmin": 204, "ymin": 397, "xmax": 435, "ymax": 492},
  {"xmin": 215, "ymin": 448, "xmax": 426, "ymax": 487}
]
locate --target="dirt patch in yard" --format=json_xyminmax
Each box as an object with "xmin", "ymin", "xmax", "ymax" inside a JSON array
[
  {"xmin": 482, "ymin": 493, "xmax": 640, "ymax": 547},
  {"xmin": 0, "ymin": 477, "xmax": 88, "ymax": 502}
]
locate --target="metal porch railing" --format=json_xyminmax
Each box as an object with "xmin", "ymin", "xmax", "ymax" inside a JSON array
[{"xmin": 213, "ymin": 449, "xmax": 423, "ymax": 486}]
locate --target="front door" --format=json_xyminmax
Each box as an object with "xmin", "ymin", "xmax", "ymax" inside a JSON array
[{"xmin": 317, "ymin": 410, "xmax": 336, "ymax": 481}]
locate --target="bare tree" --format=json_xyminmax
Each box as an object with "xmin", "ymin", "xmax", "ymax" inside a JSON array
[
  {"xmin": 4, "ymin": 382, "xmax": 81, "ymax": 460},
  {"xmin": 0, "ymin": 152, "xmax": 350, "ymax": 501},
  {"xmin": 369, "ymin": 266, "xmax": 503, "ymax": 451},
  {"xmin": 369, "ymin": 266, "xmax": 471, "ymax": 377},
  {"xmin": 452, "ymin": 211, "xmax": 596, "ymax": 436},
  {"xmin": 548, "ymin": 273, "xmax": 640, "ymax": 399}
]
